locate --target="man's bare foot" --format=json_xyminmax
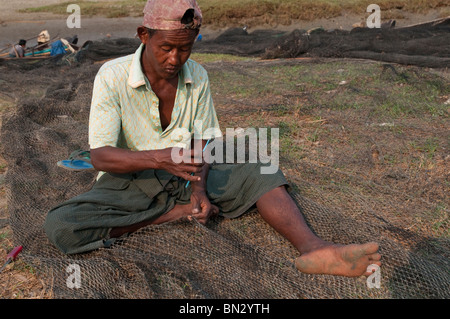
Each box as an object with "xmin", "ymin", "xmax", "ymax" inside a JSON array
[
  {"xmin": 162, "ymin": 202, "xmax": 219, "ymax": 224},
  {"xmin": 158, "ymin": 202, "xmax": 195, "ymax": 223},
  {"xmin": 295, "ymin": 242, "xmax": 381, "ymax": 277},
  {"xmin": 109, "ymin": 203, "xmax": 195, "ymax": 238}
]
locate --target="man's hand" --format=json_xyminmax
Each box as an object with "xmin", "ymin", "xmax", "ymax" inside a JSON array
[
  {"xmin": 189, "ymin": 190, "xmax": 219, "ymax": 225},
  {"xmin": 155, "ymin": 147, "xmax": 206, "ymax": 183}
]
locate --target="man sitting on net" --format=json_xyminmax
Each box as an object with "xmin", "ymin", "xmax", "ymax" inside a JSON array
[{"xmin": 44, "ymin": 0, "xmax": 381, "ymax": 277}]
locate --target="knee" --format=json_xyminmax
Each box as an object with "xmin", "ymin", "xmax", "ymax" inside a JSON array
[
  {"xmin": 43, "ymin": 206, "xmax": 105, "ymax": 255},
  {"xmin": 243, "ymin": 162, "xmax": 285, "ymax": 184},
  {"xmin": 43, "ymin": 208, "xmax": 72, "ymax": 254}
]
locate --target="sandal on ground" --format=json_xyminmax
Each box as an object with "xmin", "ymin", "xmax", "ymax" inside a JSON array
[{"xmin": 57, "ymin": 150, "xmax": 94, "ymax": 171}]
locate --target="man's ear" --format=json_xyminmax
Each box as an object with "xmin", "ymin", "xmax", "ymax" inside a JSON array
[{"xmin": 137, "ymin": 26, "xmax": 149, "ymax": 44}]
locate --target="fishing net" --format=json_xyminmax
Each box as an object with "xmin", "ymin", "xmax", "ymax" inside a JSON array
[
  {"xmin": 0, "ymin": 34, "xmax": 449, "ymax": 299},
  {"xmin": 195, "ymin": 17, "xmax": 450, "ymax": 68}
]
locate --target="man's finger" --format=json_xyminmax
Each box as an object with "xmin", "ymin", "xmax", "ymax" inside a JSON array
[
  {"xmin": 201, "ymin": 202, "xmax": 210, "ymax": 215},
  {"xmin": 172, "ymin": 148, "xmax": 205, "ymax": 165},
  {"xmin": 180, "ymin": 172, "xmax": 201, "ymax": 182},
  {"xmin": 192, "ymin": 200, "xmax": 201, "ymax": 215},
  {"xmin": 185, "ymin": 159, "xmax": 205, "ymax": 167},
  {"xmin": 211, "ymin": 205, "xmax": 219, "ymax": 216},
  {"xmin": 184, "ymin": 165, "xmax": 203, "ymax": 174},
  {"xmin": 174, "ymin": 161, "xmax": 204, "ymax": 172}
]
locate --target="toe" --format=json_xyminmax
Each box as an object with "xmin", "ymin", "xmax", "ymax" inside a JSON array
[
  {"xmin": 364, "ymin": 263, "xmax": 381, "ymax": 276},
  {"xmin": 369, "ymin": 253, "xmax": 382, "ymax": 261},
  {"xmin": 362, "ymin": 242, "xmax": 379, "ymax": 255}
]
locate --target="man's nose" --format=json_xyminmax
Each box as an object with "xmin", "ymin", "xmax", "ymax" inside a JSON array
[{"xmin": 168, "ymin": 50, "xmax": 181, "ymax": 66}]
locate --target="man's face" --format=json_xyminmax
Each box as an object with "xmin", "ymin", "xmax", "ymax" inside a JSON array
[{"xmin": 139, "ymin": 27, "xmax": 198, "ymax": 81}]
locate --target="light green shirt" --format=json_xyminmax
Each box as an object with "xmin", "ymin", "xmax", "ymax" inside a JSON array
[{"xmin": 88, "ymin": 44, "xmax": 222, "ymax": 152}]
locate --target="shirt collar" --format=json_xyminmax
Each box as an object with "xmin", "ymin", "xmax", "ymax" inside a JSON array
[{"xmin": 128, "ymin": 44, "xmax": 194, "ymax": 89}]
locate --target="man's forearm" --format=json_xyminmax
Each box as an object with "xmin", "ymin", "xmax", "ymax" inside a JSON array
[
  {"xmin": 90, "ymin": 146, "xmax": 164, "ymax": 174},
  {"xmin": 90, "ymin": 140, "xmax": 209, "ymax": 183},
  {"xmin": 90, "ymin": 145, "xmax": 204, "ymax": 183}
]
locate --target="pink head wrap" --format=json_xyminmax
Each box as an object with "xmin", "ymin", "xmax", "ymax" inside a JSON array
[{"xmin": 142, "ymin": 0, "xmax": 202, "ymax": 30}]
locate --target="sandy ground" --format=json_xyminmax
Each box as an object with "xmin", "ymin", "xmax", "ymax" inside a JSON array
[
  {"xmin": 0, "ymin": 0, "xmax": 142, "ymax": 48},
  {"xmin": 0, "ymin": 0, "xmax": 446, "ymax": 49}
]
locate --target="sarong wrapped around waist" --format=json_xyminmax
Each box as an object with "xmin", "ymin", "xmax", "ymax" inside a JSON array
[{"xmin": 44, "ymin": 162, "xmax": 288, "ymax": 254}]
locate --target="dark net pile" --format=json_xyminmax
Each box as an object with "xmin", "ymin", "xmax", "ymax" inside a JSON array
[
  {"xmin": 195, "ymin": 17, "xmax": 450, "ymax": 68},
  {"xmin": 0, "ymin": 39, "xmax": 449, "ymax": 299}
]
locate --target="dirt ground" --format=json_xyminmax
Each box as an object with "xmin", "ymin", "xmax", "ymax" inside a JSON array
[{"xmin": 0, "ymin": 1, "xmax": 448, "ymax": 299}]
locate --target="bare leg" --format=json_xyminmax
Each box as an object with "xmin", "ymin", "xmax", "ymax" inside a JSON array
[{"xmin": 256, "ymin": 186, "xmax": 381, "ymax": 277}]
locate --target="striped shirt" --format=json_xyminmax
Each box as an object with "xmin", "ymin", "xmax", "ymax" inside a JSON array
[{"xmin": 88, "ymin": 43, "xmax": 222, "ymax": 152}]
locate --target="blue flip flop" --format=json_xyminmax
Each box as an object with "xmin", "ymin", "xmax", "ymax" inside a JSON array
[
  {"xmin": 57, "ymin": 150, "xmax": 94, "ymax": 171},
  {"xmin": 57, "ymin": 159, "xmax": 94, "ymax": 171}
]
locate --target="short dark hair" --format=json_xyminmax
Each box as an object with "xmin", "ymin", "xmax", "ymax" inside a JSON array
[
  {"xmin": 19, "ymin": 39, "xmax": 26, "ymax": 46},
  {"xmin": 146, "ymin": 28, "xmax": 158, "ymax": 39},
  {"xmin": 145, "ymin": 27, "xmax": 199, "ymax": 39}
]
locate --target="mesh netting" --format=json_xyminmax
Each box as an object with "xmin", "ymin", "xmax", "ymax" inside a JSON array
[
  {"xmin": 0, "ymin": 39, "xmax": 449, "ymax": 299},
  {"xmin": 195, "ymin": 17, "xmax": 450, "ymax": 68}
]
